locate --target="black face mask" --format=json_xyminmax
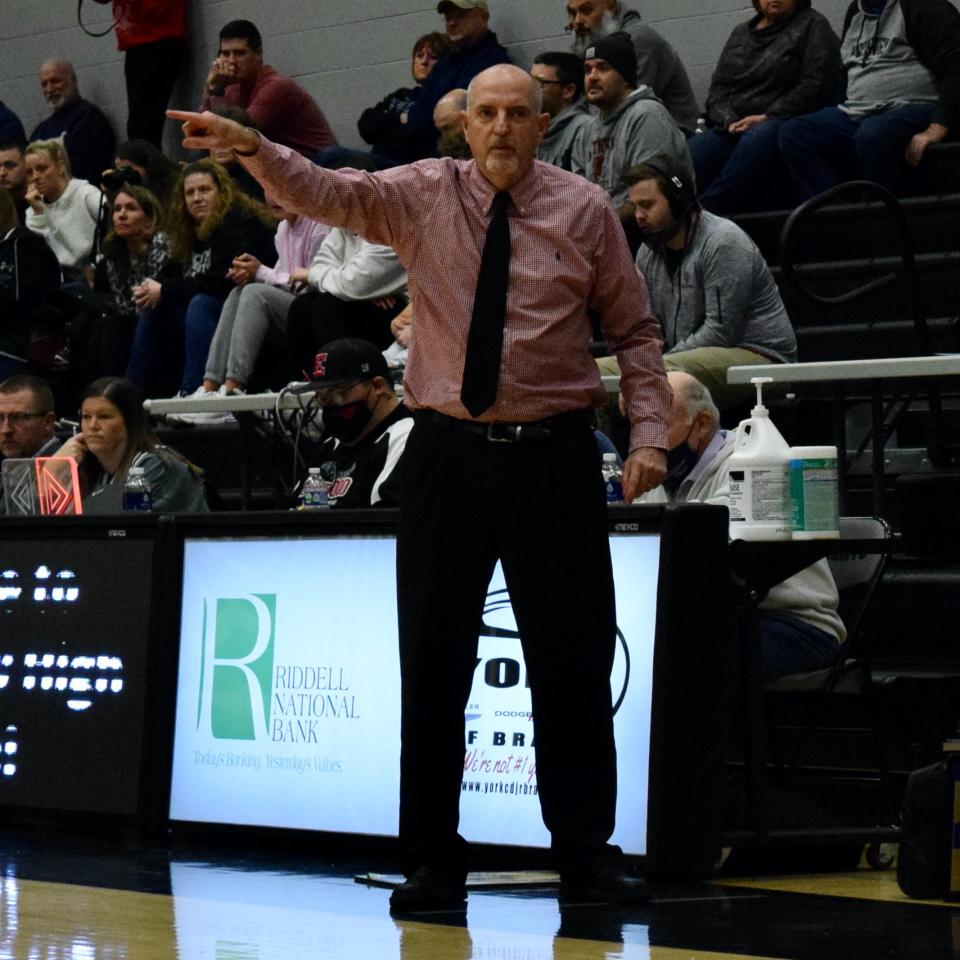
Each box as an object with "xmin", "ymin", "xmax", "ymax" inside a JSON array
[
  {"xmin": 663, "ymin": 423, "xmax": 698, "ymax": 493},
  {"xmin": 323, "ymin": 397, "xmax": 373, "ymax": 443}
]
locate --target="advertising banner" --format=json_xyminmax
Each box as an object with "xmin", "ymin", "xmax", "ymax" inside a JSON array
[{"xmin": 170, "ymin": 533, "xmax": 659, "ymax": 853}]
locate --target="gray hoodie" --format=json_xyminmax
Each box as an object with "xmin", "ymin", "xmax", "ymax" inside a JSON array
[
  {"xmin": 572, "ymin": 86, "xmax": 693, "ymax": 208},
  {"xmin": 635, "ymin": 211, "xmax": 797, "ymax": 362},
  {"xmin": 537, "ymin": 99, "xmax": 593, "ymax": 171}
]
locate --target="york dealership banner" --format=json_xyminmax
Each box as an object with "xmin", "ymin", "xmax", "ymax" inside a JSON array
[{"xmin": 170, "ymin": 534, "xmax": 659, "ymax": 854}]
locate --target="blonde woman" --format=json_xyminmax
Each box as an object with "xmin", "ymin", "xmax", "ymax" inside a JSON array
[{"xmin": 24, "ymin": 138, "xmax": 102, "ymax": 274}]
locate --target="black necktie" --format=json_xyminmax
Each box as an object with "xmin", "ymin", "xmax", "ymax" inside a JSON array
[{"xmin": 461, "ymin": 190, "xmax": 512, "ymax": 418}]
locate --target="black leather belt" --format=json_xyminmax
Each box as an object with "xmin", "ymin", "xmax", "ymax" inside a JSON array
[{"xmin": 415, "ymin": 408, "xmax": 594, "ymax": 443}]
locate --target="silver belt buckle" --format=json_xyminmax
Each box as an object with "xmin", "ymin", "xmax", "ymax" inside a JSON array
[{"xmin": 486, "ymin": 423, "xmax": 521, "ymax": 442}]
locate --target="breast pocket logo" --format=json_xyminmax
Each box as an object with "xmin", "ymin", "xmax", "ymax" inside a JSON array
[{"xmin": 197, "ymin": 594, "xmax": 277, "ymax": 741}]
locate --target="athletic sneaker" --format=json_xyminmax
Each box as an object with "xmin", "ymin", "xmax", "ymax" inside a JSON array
[{"xmin": 166, "ymin": 385, "xmax": 235, "ymax": 425}]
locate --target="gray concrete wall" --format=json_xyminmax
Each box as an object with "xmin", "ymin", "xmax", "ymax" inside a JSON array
[{"xmin": 0, "ymin": 0, "xmax": 900, "ymax": 159}]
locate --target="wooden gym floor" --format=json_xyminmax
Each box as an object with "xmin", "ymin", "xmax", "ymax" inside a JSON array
[{"xmin": 0, "ymin": 829, "xmax": 956, "ymax": 960}]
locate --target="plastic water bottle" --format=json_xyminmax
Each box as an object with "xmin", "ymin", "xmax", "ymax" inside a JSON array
[
  {"xmin": 602, "ymin": 452, "xmax": 624, "ymax": 503},
  {"xmin": 300, "ymin": 467, "xmax": 329, "ymax": 510},
  {"xmin": 727, "ymin": 377, "xmax": 791, "ymax": 540},
  {"xmin": 122, "ymin": 466, "xmax": 152, "ymax": 511}
]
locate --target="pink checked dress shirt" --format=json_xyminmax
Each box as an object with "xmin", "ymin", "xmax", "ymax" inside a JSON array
[{"xmin": 242, "ymin": 139, "xmax": 669, "ymax": 451}]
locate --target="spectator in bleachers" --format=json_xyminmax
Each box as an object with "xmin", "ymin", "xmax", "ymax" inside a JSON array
[
  {"xmin": 172, "ymin": 192, "xmax": 331, "ymax": 424},
  {"xmin": 92, "ymin": 0, "xmax": 188, "ymax": 147},
  {"xmin": 87, "ymin": 185, "xmax": 171, "ymax": 379},
  {"xmin": 566, "ymin": 0, "xmax": 699, "ymax": 135},
  {"xmin": 285, "ymin": 155, "xmax": 407, "ymax": 379},
  {"xmin": 357, "ymin": 32, "xmax": 454, "ymax": 166},
  {"xmin": 0, "ymin": 375, "xmax": 58, "ymax": 470},
  {"xmin": 643, "ymin": 371, "xmax": 843, "ymax": 680},
  {"xmin": 532, "ymin": 52, "xmax": 592, "ymax": 171},
  {"xmin": 125, "ymin": 159, "xmax": 277, "ymax": 399},
  {"xmin": 57, "ymin": 376, "xmax": 208, "ymax": 512},
  {"xmin": 0, "ymin": 194, "xmax": 61, "ymax": 380},
  {"xmin": 24, "ymin": 139, "xmax": 102, "ymax": 275},
  {"xmin": 573, "ymin": 34, "xmax": 693, "ymax": 216},
  {"xmin": 287, "ymin": 222, "xmax": 408, "ymax": 378},
  {"xmin": 392, "ymin": 0, "xmax": 510, "ymax": 161},
  {"xmin": 690, "ymin": 0, "xmax": 843, "ymax": 214},
  {"xmin": 200, "ymin": 19, "xmax": 337, "ymax": 157},
  {"xmin": 303, "ymin": 338, "xmax": 412, "ymax": 509},
  {"xmin": 598, "ymin": 156, "xmax": 796, "ymax": 409},
  {"xmin": 0, "ymin": 139, "xmax": 29, "ymax": 221},
  {"xmin": 0, "ymin": 101, "xmax": 25, "ymax": 144},
  {"xmin": 779, "ymin": 0, "xmax": 960, "ymax": 200},
  {"xmin": 112, "ymin": 139, "xmax": 182, "ymax": 213},
  {"xmin": 30, "ymin": 59, "xmax": 115, "ymax": 186},
  {"xmin": 433, "ymin": 89, "xmax": 471, "ymax": 158}
]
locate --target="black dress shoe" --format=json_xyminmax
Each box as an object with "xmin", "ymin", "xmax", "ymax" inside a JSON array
[
  {"xmin": 389, "ymin": 866, "xmax": 468, "ymax": 914},
  {"xmin": 558, "ymin": 865, "xmax": 650, "ymax": 904}
]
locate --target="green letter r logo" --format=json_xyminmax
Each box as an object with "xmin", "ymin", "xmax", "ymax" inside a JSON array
[{"xmin": 197, "ymin": 594, "xmax": 276, "ymax": 740}]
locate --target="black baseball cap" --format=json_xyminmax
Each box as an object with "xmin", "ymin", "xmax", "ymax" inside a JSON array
[{"xmin": 310, "ymin": 338, "xmax": 389, "ymax": 385}]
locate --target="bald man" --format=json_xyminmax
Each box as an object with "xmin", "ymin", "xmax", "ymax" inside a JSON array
[
  {"xmin": 169, "ymin": 63, "xmax": 669, "ymax": 912},
  {"xmin": 432, "ymin": 87, "xmax": 470, "ymax": 157}
]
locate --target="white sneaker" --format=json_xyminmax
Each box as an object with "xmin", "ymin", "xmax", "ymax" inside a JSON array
[{"xmin": 166, "ymin": 386, "xmax": 234, "ymax": 425}]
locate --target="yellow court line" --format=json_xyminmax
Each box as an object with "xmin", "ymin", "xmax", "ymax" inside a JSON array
[{"xmin": 716, "ymin": 870, "xmax": 956, "ymax": 908}]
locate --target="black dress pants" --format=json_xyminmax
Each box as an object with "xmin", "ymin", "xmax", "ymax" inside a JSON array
[
  {"xmin": 396, "ymin": 413, "xmax": 619, "ymax": 876},
  {"xmin": 124, "ymin": 37, "xmax": 187, "ymax": 146}
]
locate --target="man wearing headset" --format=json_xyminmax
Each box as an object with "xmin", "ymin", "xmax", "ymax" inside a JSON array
[{"xmin": 600, "ymin": 155, "xmax": 797, "ymax": 409}]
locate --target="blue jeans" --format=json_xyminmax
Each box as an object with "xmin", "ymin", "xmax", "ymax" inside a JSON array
[
  {"xmin": 779, "ymin": 103, "xmax": 936, "ymax": 201},
  {"xmin": 126, "ymin": 292, "xmax": 225, "ymax": 396},
  {"xmin": 689, "ymin": 120, "xmax": 791, "ymax": 214},
  {"xmin": 758, "ymin": 611, "xmax": 840, "ymax": 681},
  {"xmin": 182, "ymin": 293, "xmax": 225, "ymax": 394}
]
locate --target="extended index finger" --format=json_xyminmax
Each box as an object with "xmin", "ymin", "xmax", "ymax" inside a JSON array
[{"xmin": 166, "ymin": 109, "xmax": 213, "ymax": 145}]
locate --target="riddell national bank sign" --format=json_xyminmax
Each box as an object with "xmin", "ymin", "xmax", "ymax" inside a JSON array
[{"xmin": 169, "ymin": 534, "xmax": 659, "ymax": 853}]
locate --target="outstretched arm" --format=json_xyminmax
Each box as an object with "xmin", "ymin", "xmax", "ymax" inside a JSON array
[{"xmin": 167, "ymin": 109, "xmax": 261, "ymax": 156}]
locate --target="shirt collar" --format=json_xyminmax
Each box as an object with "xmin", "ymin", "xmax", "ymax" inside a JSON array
[
  {"xmin": 679, "ymin": 428, "xmax": 728, "ymax": 494},
  {"xmin": 467, "ymin": 159, "xmax": 543, "ymax": 218}
]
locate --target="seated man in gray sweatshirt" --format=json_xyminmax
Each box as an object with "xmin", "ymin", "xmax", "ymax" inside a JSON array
[
  {"xmin": 599, "ymin": 154, "xmax": 796, "ymax": 409},
  {"xmin": 643, "ymin": 371, "xmax": 844, "ymax": 681},
  {"xmin": 571, "ymin": 33, "xmax": 692, "ymax": 219}
]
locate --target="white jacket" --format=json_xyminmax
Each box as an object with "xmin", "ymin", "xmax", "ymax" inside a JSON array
[
  {"xmin": 25, "ymin": 178, "xmax": 102, "ymax": 270},
  {"xmin": 307, "ymin": 227, "xmax": 407, "ymax": 301}
]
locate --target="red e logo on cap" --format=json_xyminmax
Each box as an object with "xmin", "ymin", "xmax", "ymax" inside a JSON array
[{"xmin": 313, "ymin": 352, "xmax": 328, "ymax": 379}]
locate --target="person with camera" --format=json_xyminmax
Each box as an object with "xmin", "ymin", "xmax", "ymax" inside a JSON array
[{"xmin": 106, "ymin": 139, "xmax": 181, "ymax": 213}]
